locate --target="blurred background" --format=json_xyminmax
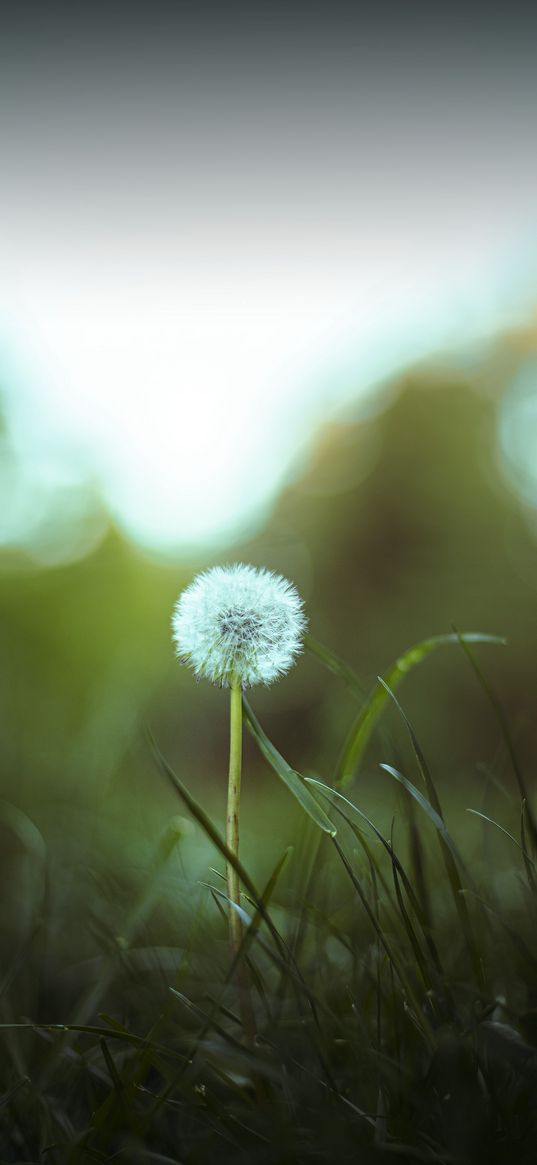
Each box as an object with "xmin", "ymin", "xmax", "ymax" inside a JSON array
[{"xmin": 1, "ymin": 1, "xmax": 537, "ymax": 891}]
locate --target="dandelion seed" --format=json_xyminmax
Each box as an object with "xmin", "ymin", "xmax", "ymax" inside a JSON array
[{"xmin": 171, "ymin": 563, "xmax": 306, "ymax": 688}]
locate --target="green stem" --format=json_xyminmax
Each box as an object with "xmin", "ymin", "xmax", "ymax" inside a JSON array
[
  {"xmin": 226, "ymin": 681, "xmax": 243, "ymax": 959},
  {"xmin": 226, "ymin": 682, "xmax": 257, "ymax": 1049}
]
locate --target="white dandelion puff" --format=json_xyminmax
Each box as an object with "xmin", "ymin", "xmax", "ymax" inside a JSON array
[{"xmin": 171, "ymin": 563, "xmax": 307, "ymax": 688}]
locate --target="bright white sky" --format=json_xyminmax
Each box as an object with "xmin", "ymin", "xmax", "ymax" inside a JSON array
[{"xmin": 1, "ymin": 8, "xmax": 537, "ymax": 563}]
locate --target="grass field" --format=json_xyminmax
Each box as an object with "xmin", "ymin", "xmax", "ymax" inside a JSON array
[{"xmin": 2, "ymin": 630, "xmax": 537, "ymax": 1164}]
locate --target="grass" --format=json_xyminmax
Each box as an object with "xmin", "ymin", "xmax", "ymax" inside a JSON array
[{"xmin": 2, "ymin": 632, "xmax": 537, "ymax": 1163}]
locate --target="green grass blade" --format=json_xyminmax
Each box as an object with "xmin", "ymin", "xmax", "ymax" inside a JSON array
[
  {"xmin": 148, "ymin": 730, "xmax": 278, "ymax": 931},
  {"xmin": 321, "ymin": 795, "xmax": 430, "ymax": 991},
  {"xmin": 306, "ymin": 777, "xmax": 443, "ymax": 986},
  {"xmin": 151, "ymin": 738, "xmax": 332, "ymax": 1020},
  {"xmin": 317, "ymin": 795, "xmax": 399, "ymax": 917},
  {"xmin": 389, "ymin": 836, "xmax": 434, "ymax": 993},
  {"xmin": 304, "ymin": 633, "xmax": 365, "ymax": 697},
  {"xmin": 0, "ymin": 1023, "xmax": 187, "ymax": 1063},
  {"xmin": 98, "ymin": 1037, "xmax": 136, "ymax": 1129},
  {"xmin": 377, "ymin": 677, "xmax": 446, "ymax": 817},
  {"xmin": 380, "ymin": 764, "xmax": 461, "ymax": 862},
  {"xmin": 305, "ymin": 776, "xmax": 422, "ymax": 914},
  {"xmin": 240, "ymin": 846, "xmax": 293, "ymax": 944},
  {"xmin": 335, "ymin": 632, "xmax": 505, "ymax": 788},
  {"xmin": 468, "ymin": 807, "xmax": 537, "ymax": 892},
  {"xmin": 453, "ymin": 626, "xmax": 537, "ymax": 851},
  {"xmin": 242, "ymin": 698, "xmax": 336, "ymax": 836},
  {"xmin": 467, "ymin": 808, "xmax": 536, "ymax": 869},
  {"xmin": 376, "ymin": 673, "xmax": 483, "ymax": 986},
  {"xmin": 330, "ymin": 836, "xmax": 434, "ymax": 1050},
  {"xmin": 381, "ymin": 762, "xmax": 485, "ymax": 991},
  {"xmin": 169, "ymin": 988, "xmax": 269, "ymax": 1070},
  {"xmin": 461, "ymin": 889, "xmax": 537, "ymax": 977}
]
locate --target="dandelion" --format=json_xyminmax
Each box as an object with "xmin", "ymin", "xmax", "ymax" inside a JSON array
[
  {"xmin": 171, "ymin": 562, "xmax": 306, "ymax": 688},
  {"xmin": 171, "ymin": 563, "xmax": 306, "ymax": 1039}
]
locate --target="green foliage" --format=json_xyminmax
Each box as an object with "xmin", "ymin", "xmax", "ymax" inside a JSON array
[{"xmin": 334, "ymin": 632, "xmax": 505, "ymax": 788}]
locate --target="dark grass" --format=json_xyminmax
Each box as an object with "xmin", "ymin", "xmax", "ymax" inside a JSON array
[{"xmin": 2, "ymin": 634, "xmax": 537, "ymax": 1163}]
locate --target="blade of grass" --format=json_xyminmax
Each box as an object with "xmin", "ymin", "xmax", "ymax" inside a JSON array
[
  {"xmin": 453, "ymin": 626, "xmax": 537, "ymax": 850},
  {"xmin": 256, "ymin": 1033, "xmax": 378, "ymax": 1129},
  {"xmin": 378, "ymin": 672, "xmax": 486, "ymax": 989},
  {"xmin": 149, "ymin": 729, "xmax": 299, "ymax": 1075},
  {"xmin": 272, "ymin": 824, "xmax": 330, "ymax": 1034},
  {"xmin": 201, "ymin": 883, "xmax": 274, "ymax": 1027},
  {"xmin": 406, "ymin": 794, "xmax": 432, "ymax": 931},
  {"xmin": 467, "ymin": 808, "xmax": 537, "ymax": 877},
  {"xmin": 307, "ymin": 788, "xmax": 422, "ymax": 954},
  {"xmin": 461, "ymin": 889, "xmax": 537, "ymax": 978},
  {"xmin": 330, "ymin": 835, "xmax": 434, "ymax": 1049},
  {"xmin": 335, "ymin": 632, "xmax": 505, "ymax": 788},
  {"xmin": 0, "ymin": 1022, "xmax": 188, "ymax": 1064},
  {"xmin": 304, "ymin": 632, "xmax": 366, "ymax": 697},
  {"xmin": 381, "ymin": 762, "xmax": 485, "ymax": 993},
  {"xmin": 388, "ymin": 820, "xmax": 435, "ymax": 995},
  {"xmin": 99, "ymin": 1038, "xmax": 133, "ymax": 1121},
  {"xmin": 380, "ymin": 766, "xmax": 451, "ymax": 842},
  {"xmin": 307, "ymin": 777, "xmax": 444, "ymax": 987},
  {"xmin": 140, "ymin": 814, "xmax": 337, "ymax": 1128},
  {"xmin": 151, "ymin": 740, "xmax": 333, "ymax": 1068},
  {"xmin": 148, "ymin": 730, "xmax": 280, "ymax": 941},
  {"xmin": 305, "ymin": 777, "xmax": 424, "ymax": 916},
  {"xmin": 169, "ymin": 988, "xmax": 274, "ymax": 1075},
  {"xmin": 242, "ymin": 698, "xmax": 336, "ymax": 835},
  {"xmin": 377, "ymin": 678, "xmax": 446, "ymax": 819}
]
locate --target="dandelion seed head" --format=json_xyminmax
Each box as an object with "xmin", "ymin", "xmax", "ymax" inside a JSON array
[{"xmin": 171, "ymin": 563, "xmax": 307, "ymax": 688}]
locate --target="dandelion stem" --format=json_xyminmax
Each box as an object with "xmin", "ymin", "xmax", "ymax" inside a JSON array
[
  {"xmin": 226, "ymin": 680, "xmax": 243, "ymax": 960},
  {"xmin": 225, "ymin": 682, "xmax": 258, "ymax": 1050}
]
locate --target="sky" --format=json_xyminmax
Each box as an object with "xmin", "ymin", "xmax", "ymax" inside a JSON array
[{"xmin": 1, "ymin": 2, "xmax": 537, "ymax": 563}]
